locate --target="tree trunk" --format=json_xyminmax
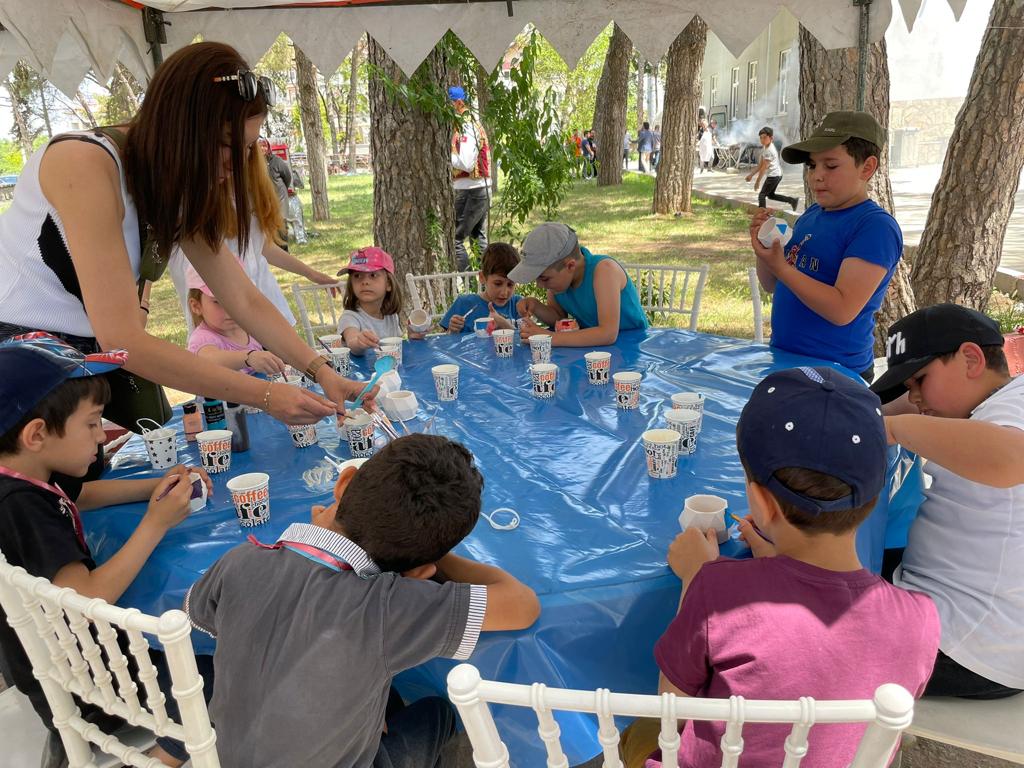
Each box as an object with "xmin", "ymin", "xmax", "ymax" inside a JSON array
[
  {"xmin": 345, "ymin": 37, "xmax": 364, "ymax": 175},
  {"xmin": 910, "ymin": 0, "xmax": 1024, "ymax": 311},
  {"xmin": 39, "ymin": 87, "xmax": 52, "ymax": 138},
  {"xmin": 322, "ymin": 75, "xmax": 340, "ymax": 159},
  {"xmin": 635, "ymin": 57, "xmax": 645, "ymax": 131},
  {"xmin": 8, "ymin": 75, "xmax": 34, "ymax": 162},
  {"xmin": 594, "ymin": 24, "xmax": 633, "ymax": 187},
  {"xmin": 294, "ymin": 44, "xmax": 331, "ymax": 221},
  {"xmin": 475, "ymin": 63, "xmax": 498, "ymax": 196},
  {"xmin": 653, "ymin": 17, "xmax": 707, "ymax": 215},
  {"xmin": 798, "ymin": 27, "xmax": 915, "ymax": 352},
  {"xmin": 368, "ymin": 37, "xmax": 454, "ymax": 277}
]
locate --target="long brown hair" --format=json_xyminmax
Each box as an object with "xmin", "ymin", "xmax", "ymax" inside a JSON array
[
  {"xmin": 343, "ymin": 273, "xmax": 404, "ymax": 317},
  {"xmin": 123, "ymin": 42, "xmax": 269, "ymax": 258},
  {"xmin": 216, "ymin": 143, "xmax": 284, "ymax": 245}
]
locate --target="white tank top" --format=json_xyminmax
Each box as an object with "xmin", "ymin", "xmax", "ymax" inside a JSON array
[{"xmin": 0, "ymin": 131, "xmax": 142, "ymax": 338}]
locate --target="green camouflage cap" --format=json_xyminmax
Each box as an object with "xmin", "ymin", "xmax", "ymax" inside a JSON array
[{"xmin": 781, "ymin": 111, "xmax": 887, "ymax": 165}]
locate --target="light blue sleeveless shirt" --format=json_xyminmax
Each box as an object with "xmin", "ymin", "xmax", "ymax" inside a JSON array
[{"xmin": 554, "ymin": 247, "xmax": 648, "ymax": 331}]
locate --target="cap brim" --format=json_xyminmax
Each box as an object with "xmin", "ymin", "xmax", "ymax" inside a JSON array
[
  {"xmin": 781, "ymin": 135, "xmax": 850, "ymax": 165},
  {"xmin": 77, "ymin": 360, "xmax": 123, "ymax": 377},
  {"xmin": 507, "ymin": 262, "xmax": 546, "ymax": 284},
  {"xmin": 869, "ymin": 355, "xmax": 937, "ymax": 403}
]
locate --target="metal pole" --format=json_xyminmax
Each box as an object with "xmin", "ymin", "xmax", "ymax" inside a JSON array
[
  {"xmin": 854, "ymin": 0, "xmax": 873, "ymax": 111},
  {"xmin": 142, "ymin": 7, "xmax": 167, "ymax": 70}
]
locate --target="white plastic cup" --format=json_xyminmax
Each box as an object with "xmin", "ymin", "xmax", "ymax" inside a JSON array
[
  {"xmin": 226, "ymin": 472, "xmax": 270, "ymax": 527},
  {"xmin": 432, "ymin": 364, "xmax": 460, "ymax": 401},
  {"xmin": 493, "ymin": 329, "xmax": 515, "ymax": 358},
  {"xmin": 642, "ymin": 429, "xmax": 681, "ymax": 479},
  {"xmin": 529, "ymin": 335, "xmax": 552, "ymax": 364},
  {"xmin": 529, "ymin": 363, "xmax": 558, "ymax": 399},
  {"xmin": 140, "ymin": 426, "xmax": 177, "ymax": 470},
  {"xmin": 584, "ymin": 351, "xmax": 612, "ymax": 385},
  {"xmin": 329, "ymin": 347, "xmax": 351, "ymax": 376},
  {"xmin": 473, "ymin": 317, "xmax": 492, "ymax": 337},
  {"xmin": 665, "ymin": 407, "xmax": 701, "ymax": 455},
  {"xmin": 671, "ymin": 392, "xmax": 705, "ymax": 429},
  {"xmin": 383, "ymin": 390, "xmax": 419, "ymax": 421},
  {"xmin": 196, "ymin": 429, "xmax": 232, "ymax": 474},
  {"xmin": 346, "ymin": 411, "xmax": 375, "ymax": 457},
  {"xmin": 679, "ymin": 494, "xmax": 729, "ymax": 543},
  {"xmin": 317, "ymin": 333, "xmax": 345, "ymax": 349},
  {"xmin": 188, "ymin": 471, "xmax": 208, "ymax": 513},
  {"xmin": 408, "ymin": 309, "xmax": 431, "ymax": 334},
  {"xmin": 757, "ymin": 217, "xmax": 793, "ymax": 249},
  {"xmin": 612, "ymin": 371, "xmax": 642, "ymax": 409},
  {"xmin": 287, "ymin": 423, "xmax": 319, "ymax": 448}
]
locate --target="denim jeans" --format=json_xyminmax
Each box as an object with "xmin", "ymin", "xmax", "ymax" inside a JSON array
[
  {"xmin": 374, "ymin": 689, "xmax": 456, "ymax": 768},
  {"xmin": 454, "ymin": 187, "xmax": 489, "ymax": 271}
]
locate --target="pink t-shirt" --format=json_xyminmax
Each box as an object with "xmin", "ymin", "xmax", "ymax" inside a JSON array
[
  {"xmin": 187, "ymin": 322, "xmax": 264, "ymax": 374},
  {"xmin": 651, "ymin": 556, "xmax": 939, "ymax": 768}
]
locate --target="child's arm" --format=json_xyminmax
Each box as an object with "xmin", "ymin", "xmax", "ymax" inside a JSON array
[
  {"xmin": 749, "ymin": 210, "xmax": 779, "ymax": 293},
  {"xmin": 549, "ymin": 259, "xmax": 625, "ymax": 347},
  {"xmin": 194, "ymin": 345, "xmax": 286, "ymax": 376},
  {"xmin": 78, "ymin": 467, "xmax": 213, "ymax": 512},
  {"xmin": 53, "ymin": 467, "xmax": 192, "ymax": 603},
  {"xmin": 339, "ymin": 313, "xmax": 379, "ymax": 355},
  {"xmin": 517, "ymin": 294, "xmax": 565, "ymax": 328},
  {"xmin": 746, "ymin": 156, "xmax": 768, "ymax": 186},
  {"xmin": 435, "ymin": 553, "xmax": 540, "ymax": 631},
  {"xmin": 886, "ymin": 414, "xmax": 1024, "ymax": 488}
]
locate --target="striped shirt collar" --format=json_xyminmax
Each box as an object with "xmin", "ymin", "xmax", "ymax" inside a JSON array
[{"xmin": 276, "ymin": 523, "xmax": 381, "ymax": 577}]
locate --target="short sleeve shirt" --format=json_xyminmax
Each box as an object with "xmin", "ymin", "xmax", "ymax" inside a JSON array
[
  {"xmin": 439, "ymin": 293, "xmax": 525, "ymax": 332},
  {"xmin": 337, "ymin": 308, "xmax": 403, "ymax": 352},
  {"xmin": 187, "ymin": 322, "xmax": 264, "ymax": 374},
  {"xmin": 761, "ymin": 142, "xmax": 783, "ymax": 176},
  {"xmin": 185, "ymin": 523, "xmax": 486, "ymax": 768}
]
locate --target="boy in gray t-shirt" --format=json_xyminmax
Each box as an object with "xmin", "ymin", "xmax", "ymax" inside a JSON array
[
  {"xmin": 185, "ymin": 435, "xmax": 540, "ymax": 768},
  {"xmin": 746, "ymin": 125, "xmax": 800, "ymax": 211}
]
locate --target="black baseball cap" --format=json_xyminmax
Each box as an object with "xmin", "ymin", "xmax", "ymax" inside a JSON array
[
  {"xmin": 870, "ymin": 303, "xmax": 1005, "ymax": 404},
  {"xmin": 737, "ymin": 367, "xmax": 887, "ymax": 516},
  {"xmin": 781, "ymin": 111, "xmax": 887, "ymax": 165}
]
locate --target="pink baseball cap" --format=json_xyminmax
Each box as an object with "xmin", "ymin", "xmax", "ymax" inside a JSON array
[{"xmin": 338, "ymin": 246, "xmax": 395, "ymax": 276}]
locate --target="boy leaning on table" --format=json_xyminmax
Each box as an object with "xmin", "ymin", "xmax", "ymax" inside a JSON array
[
  {"xmin": 440, "ymin": 242, "xmax": 526, "ymax": 334},
  {"xmin": 0, "ymin": 333, "xmax": 210, "ymax": 768},
  {"xmin": 871, "ymin": 303, "xmax": 1024, "ymax": 700},
  {"xmin": 512, "ymin": 222, "xmax": 648, "ymax": 347},
  {"xmin": 621, "ymin": 367, "xmax": 940, "ymax": 768},
  {"xmin": 184, "ymin": 433, "xmax": 540, "ymax": 768}
]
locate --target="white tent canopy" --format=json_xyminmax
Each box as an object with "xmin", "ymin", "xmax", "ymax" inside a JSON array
[{"xmin": 0, "ymin": 0, "xmax": 971, "ymax": 97}]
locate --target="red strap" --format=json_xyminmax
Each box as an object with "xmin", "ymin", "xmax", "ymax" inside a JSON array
[
  {"xmin": 247, "ymin": 535, "xmax": 353, "ymax": 571},
  {"xmin": 0, "ymin": 465, "xmax": 87, "ymax": 551}
]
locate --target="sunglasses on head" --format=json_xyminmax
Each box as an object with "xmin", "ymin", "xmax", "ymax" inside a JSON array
[{"xmin": 212, "ymin": 70, "xmax": 276, "ymax": 108}]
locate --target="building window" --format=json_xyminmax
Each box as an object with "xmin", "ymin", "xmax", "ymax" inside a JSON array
[
  {"xmin": 746, "ymin": 60, "xmax": 758, "ymax": 117},
  {"xmin": 778, "ymin": 50, "xmax": 791, "ymax": 114},
  {"xmin": 730, "ymin": 67, "xmax": 739, "ymax": 121},
  {"xmin": 710, "ymin": 74, "xmax": 719, "ymax": 110}
]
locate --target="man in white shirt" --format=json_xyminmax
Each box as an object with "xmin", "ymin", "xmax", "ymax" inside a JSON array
[
  {"xmin": 450, "ymin": 86, "xmax": 491, "ymax": 271},
  {"xmin": 746, "ymin": 126, "xmax": 799, "ymax": 211}
]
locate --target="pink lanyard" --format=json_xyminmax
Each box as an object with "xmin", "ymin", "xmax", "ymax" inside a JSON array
[
  {"xmin": 0, "ymin": 465, "xmax": 87, "ymax": 551},
  {"xmin": 247, "ymin": 535, "xmax": 353, "ymax": 572}
]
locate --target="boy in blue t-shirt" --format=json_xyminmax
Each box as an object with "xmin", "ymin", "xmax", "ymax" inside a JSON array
[
  {"xmin": 440, "ymin": 242, "xmax": 525, "ymax": 333},
  {"xmin": 750, "ymin": 111, "xmax": 903, "ymax": 379}
]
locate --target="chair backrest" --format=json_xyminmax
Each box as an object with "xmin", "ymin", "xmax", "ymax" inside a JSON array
[
  {"xmin": 447, "ymin": 663, "xmax": 914, "ymax": 768},
  {"xmin": 620, "ymin": 263, "xmax": 709, "ymax": 331},
  {"xmin": 405, "ymin": 271, "xmax": 481, "ymax": 323},
  {"xmin": 0, "ymin": 551, "xmax": 219, "ymax": 768},
  {"xmin": 748, "ymin": 267, "xmax": 765, "ymax": 344},
  {"xmin": 291, "ymin": 280, "xmax": 347, "ymax": 346}
]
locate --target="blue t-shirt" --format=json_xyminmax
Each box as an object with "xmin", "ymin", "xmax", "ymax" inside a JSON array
[
  {"xmin": 769, "ymin": 200, "xmax": 903, "ymax": 372},
  {"xmin": 439, "ymin": 293, "xmax": 525, "ymax": 332},
  {"xmin": 637, "ymin": 129, "xmax": 654, "ymax": 152},
  {"xmin": 554, "ymin": 248, "xmax": 649, "ymax": 332}
]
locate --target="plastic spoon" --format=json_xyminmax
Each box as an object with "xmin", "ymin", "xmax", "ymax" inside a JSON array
[{"xmin": 351, "ymin": 354, "xmax": 394, "ymax": 409}]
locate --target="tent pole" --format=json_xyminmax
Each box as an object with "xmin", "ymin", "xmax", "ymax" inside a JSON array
[
  {"xmin": 853, "ymin": 0, "xmax": 872, "ymax": 110},
  {"xmin": 142, "ymin": 7, "xmax": 167, "ymax": 70}
]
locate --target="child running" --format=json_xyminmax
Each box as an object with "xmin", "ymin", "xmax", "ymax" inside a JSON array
[{"xmin": 337, "ymin": 246, "xmax": 424, "ymax": 355}]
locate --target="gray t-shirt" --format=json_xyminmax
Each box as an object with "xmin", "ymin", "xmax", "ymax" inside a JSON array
[
  {"xmin": 338, "ymin": 308, "xmax": 404, "ymax": 353},
  {"xmin": 186, "ymin": 523, "xmax": 486, "ymax": 768},
  {"xmin": 761, "ymin": 142, "xmax": 783, "ymax": 177}
]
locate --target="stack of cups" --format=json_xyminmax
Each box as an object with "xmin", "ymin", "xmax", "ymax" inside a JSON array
[
  {"xmin": 196, "ymin": 430, "xmax": 232, "ymax": 474},
  {"xmin": 642, "ymin": 429, "xmax": 682, "ymax": 479},
  {"xmin": 329, "ymin": 347, "xmax": 351, "ymax": 377},
  {"xmin": 529, "ymin": 335, "xmax": 552, "ymax": 364},
  {"xmin": 529, "ymin": 363, "xmax": 558, "ymax": 398},
  {"xmin": 493, "ymin": 329, "xmax": 515, "ymax": 358},
  {"xmin": 671, "ymin": 392, "xmax": 705, "ymax": 429},
  {"xmin": 665, "ymin": 407, "xmax": 701, "ymax": 455},
  {"xmin": 227, "ymin": 472, "xmax": 271, "ymax": 527},
  {"xmin": 378, "ymin": 337, "xmax": 404, "ymax": 366},
  {"xmin": 346, "ymin": 411, "xmax": 376, "ymax": 457},
  {"xmin": 584, "ymin": 351, "xmax": 611, "ymax": 385},
  {"xmin": 432, "ymin": 364, "xmax": 460, "ymax": 401},
  {"xmin": 612, "ymin": 372, "xmax": 642, "ymax": 409},
  {"xmin": 317, "ymin": 333, "xmax": 345, "ymax": 350},
  {"xmin": 287, "ymin": 423, "xmax": 319, "ymax": 448},
  {"xmin": 137, "ymin": 418, "xmax": 178, "ymax": 470}
]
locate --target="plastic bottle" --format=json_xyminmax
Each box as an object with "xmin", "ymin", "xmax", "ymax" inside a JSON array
[
  {"xmin": 202, "ymin": 397, "xmax": 227, "ymax": 430},
  {"xmin": 182, "ymin": 402, "xmax": 203, "ymax": 442},
  {"xmin": 224, "ymin": 403, "xmax": 250, "ymax": 452}
]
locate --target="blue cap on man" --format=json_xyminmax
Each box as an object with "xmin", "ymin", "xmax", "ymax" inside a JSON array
[{"xmin": 447, "ymin": 85, "xmax": 466, "ymax": 102}]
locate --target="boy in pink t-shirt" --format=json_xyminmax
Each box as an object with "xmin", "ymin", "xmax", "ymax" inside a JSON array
[{"xmin": 634, "ymin": 367, "xmax": 939, "ymax": 768}]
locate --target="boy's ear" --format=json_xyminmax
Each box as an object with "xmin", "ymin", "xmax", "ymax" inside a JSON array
[
  {"xmin": 402, "ymin": 563, "xmax": 437, "ymax": 580},
  {"xmin": 747, "ymin": 479, "xmax": 783, "ymax": 526},
  {"xmin": 333, "ymin": 466, "xmax": 358, "ymax": 504},
  {"xmin": 960, "ymin": 341, "xmax": 988, "ymax": 378},
  {"xmin": 17, "ymin": 418, "xmax": 49, "ymax": 454},
  {"xmin": 859, "ymin": 154, "xmax": 879, "ymax": 181}
]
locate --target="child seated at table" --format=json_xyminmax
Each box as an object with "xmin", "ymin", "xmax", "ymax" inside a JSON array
[
  {"xmin": 511, "ymin": 222, "xmax": 648, "ymax": 347},
  {"xmin": 871, "ymin": 303, "xmax": 1024, "ymax": 700},
  {"xmin": 185, "ymin": 262, "xmax": 286, "ymax": 377},
  {"xmin": 184, "ymin": 433, "xmax": 540, "ymax": 768},
  {"xmin": 440, "ymin": 242, "xmax": 525, "ymax": 333},
  {"xmin": 623, "ymin": 367, "xmax": 939, "ymax": 768},
  {"xmin": 0, "ymin": 333, "xmax": 206, "ymax": 767},
  {"xmin": 336, "ymin": 246, "xmax": 426, "ymax": 355},
  {"xmin": 749, "ymin": 111, "xmax": 903, "ymax": 381}
]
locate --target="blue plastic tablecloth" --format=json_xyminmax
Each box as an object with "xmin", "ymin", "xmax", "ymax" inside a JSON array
[{"xmin": 85, "ymin": 329, "xmax": 922, "ymax": 766}]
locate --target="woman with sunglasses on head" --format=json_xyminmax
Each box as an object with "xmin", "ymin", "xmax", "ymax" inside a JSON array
[{"xmin": 0, "ymin": 42, "xmax": 372, "ymax": 429}]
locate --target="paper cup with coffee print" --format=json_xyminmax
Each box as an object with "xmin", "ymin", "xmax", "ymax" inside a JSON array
[
  {"xmin": 227, "ymin": 472, "xmax": 270, "ymax": 527},
  {"xmin": 196, "ymin": 430, "xmax": 232, "ymax": 474}
]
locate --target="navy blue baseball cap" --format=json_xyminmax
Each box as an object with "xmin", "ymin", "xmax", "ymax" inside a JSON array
[
  {"xmin": 0, "ymin": 333, "xmax": 126, "ymax": 437},
  {"xmin": 448, "ymin": 85, "xmax": 466, "ymax": 102},
  {"xmin": 737, "ymin": 366, "xmax": 887, "ymax": 515}
]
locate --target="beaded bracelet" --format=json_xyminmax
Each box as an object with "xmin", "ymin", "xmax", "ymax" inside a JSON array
[{"xmin": 263, "ymin": 382, "xmax": 273, "ymax": 412}]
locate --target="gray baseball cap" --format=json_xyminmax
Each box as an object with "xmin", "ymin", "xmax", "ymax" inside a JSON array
[{"xmin": 508, "ymin": 223, "xmax": 579, "ymax": 283}]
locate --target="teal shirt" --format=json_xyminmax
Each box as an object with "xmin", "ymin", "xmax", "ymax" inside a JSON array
[{"xmin": 554, "ymin": 247, "xmax": 648, "ymax": 331}]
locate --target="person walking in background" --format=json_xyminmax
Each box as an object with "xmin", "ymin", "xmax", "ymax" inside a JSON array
[
  {"xmin": 697, "ymin": 119, "xmax": 715, "ymax": 173},
  {"xmin": 258, "ymin": 137, "xmax": 293, "ymax": 249},
  {"xmin": 450, "ymin": 86, "xmax": 491, "ymax": 271},
  {"xmin": 747, "ymin": 126, "xmax": 800, "ymax": 211},
  {"xmin": 651, "ymin": 124, "xmax": 662, "ymax": 171},
  {"xmin": 637, "ymin": 121, "xmax": 654, "ymax": 173},
  {"xmin": 623, "ymin": 130, "xmax": 632, "ymax": 169}
]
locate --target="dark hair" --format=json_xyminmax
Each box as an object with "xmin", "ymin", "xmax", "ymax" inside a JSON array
[
  {"xmin": 124, "ymin": 42, "xmax": 269, "ymax": 259},
  {"xmin": 642, "ymin": 121, "xmax": 650, "ymax": 130},
  {"xmin": 342, "ymin": 271, "xmax": 404, "ymax": 316},
  {"xmin": 480, "ymin": 243, "xmax": 520, "ymax": 278},
  {"xmin": 0, "ymin": 377, "xmax": 111, "ymax": 455},
  {"xmin": 840, "ymin": 137, "xmax": 881, "ymax": 166},
  {"xmin": 938, "ymin": 344, "xmax": 1009, "ymax": 376},
  {"xmin": 759, "ymin": 126, "xmax": 774, "ymax": 138},
  {"xmin": 336, "ymin": 434, "xmax": 483, "ymax": 572}
]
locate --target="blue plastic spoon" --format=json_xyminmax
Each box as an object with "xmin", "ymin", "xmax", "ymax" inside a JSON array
[{"xmin": 351, "ymin": 354, "xmax": 394, "ymax": 409}]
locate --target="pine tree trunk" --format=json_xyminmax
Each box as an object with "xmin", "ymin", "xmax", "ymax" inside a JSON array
[
  {"xmin": 322, "ymin": 75, "xmax": 340, "ymax": 159},
  {"xmin": 594, "ymin": 24, "xmax": 633, "ymax": 187},
  {"xmin": 653, "ymin": 17, "xmax": 707, "ymax": 215},
  {"xmin": 294, "ymin": 44, "xmax": 331, "ymax": 221},
  {"xmin": 346, "ymin": 37, "xmax": 364, "ymax": 175},
  {"xmin": 910, "ymin": 0, "xmax": 1024, "ymax": 311},
  {"xmin": 368, "ymin": 37, "xmax": 454, "ymax": 278},
  {"xmin": 798, "ymin": 27, "xmax": 914, "ymax": 353}
]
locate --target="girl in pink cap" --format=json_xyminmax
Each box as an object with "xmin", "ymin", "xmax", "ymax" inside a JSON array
[{"xmin": 337, "ymin": 247, "xmax": 425, "ymax": 355}]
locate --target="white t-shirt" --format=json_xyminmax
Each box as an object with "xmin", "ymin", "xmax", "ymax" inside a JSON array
[
  {"xmin": 337, "ymin": 308, "xmax": 403, "ymax": 354},
  {"xmin": 762, "ymin": 142, "xmax": 783, "ymax": 177},
  {"xmin": 896, "ymin": 374, "xmax": 1024, "ymax": 688}
]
